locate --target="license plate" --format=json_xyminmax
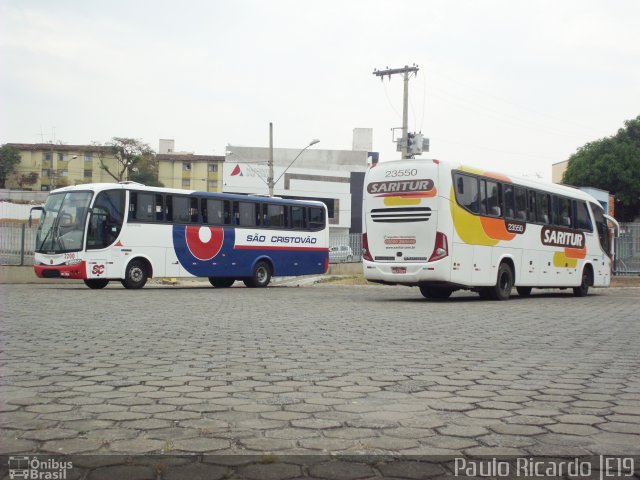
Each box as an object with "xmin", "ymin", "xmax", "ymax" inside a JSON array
[{"xmin": 391, "ymin": 267, "xmax": 406, "ymax": 274}]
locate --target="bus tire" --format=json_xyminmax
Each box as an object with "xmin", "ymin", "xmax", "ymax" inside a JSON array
[
  {"xmin": 243, "ymin": 261, "xmax": 271, "ymax": 288},
  {"xmin": 490, "ymin": 262, "xmax": 513, "ymax": 300},
  {"xmin": 209, "ymin": 277, "xmax": 235, "ymax": 288},
  {"xmin": 84, "ymin": 279, "xmax": 109, "ymax": 289},
  {"xmin": 516, "ymin": 286, "xmax": 532, "ymax": 297},
  {"xmin": 121, "ymin": 259, "xmax": 148, "ymax": 289},
  {"xmin": 419, "ymin": 286, "xmax": 453, "ymax": 300},
  {"xmin": 573, "ymin": 267, "xmax": 592, "ymax": 297}
]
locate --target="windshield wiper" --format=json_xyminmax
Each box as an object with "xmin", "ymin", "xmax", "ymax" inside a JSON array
[{"xmin": 38, "ymin": 225, "xmax": 54, "ymax": 251}]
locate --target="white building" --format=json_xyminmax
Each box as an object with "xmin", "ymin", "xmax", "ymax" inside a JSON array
[{"xmin": 224, "ymin": 129, "xmax": 374, "ymax": 236}]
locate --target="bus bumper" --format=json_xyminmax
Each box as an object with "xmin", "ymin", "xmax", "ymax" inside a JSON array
[
  {"xmin": 362, "ymin": 259, "xmax": 451, "ymax": 285},
  {"xmin": 34, "ymin": 261, "xmax": 87, "ymax": 279}
]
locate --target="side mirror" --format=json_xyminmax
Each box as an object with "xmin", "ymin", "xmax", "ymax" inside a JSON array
[{"xmin": 28, "ymin": 206, "xmax": 44, "ymax": 228}]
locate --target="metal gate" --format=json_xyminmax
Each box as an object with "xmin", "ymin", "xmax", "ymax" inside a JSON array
[{"xmin": 614, "ymin": 223, "xmax": 640, "ymax": 275}]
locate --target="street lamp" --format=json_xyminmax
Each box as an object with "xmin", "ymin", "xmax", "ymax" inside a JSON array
[{"xmin": 269, "ymin": 139, "xmax": 320, "ymax": 197}]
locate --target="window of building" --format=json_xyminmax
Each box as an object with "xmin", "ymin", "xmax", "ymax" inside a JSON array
[
  {"xmin": 43, "ymin": 152, "xmax": 52, "ymax": 161},
  {"xmin": 41, "ymin": 185, "xmax": 50, "ymax": 191},
  {"xmin": 207, "ymin": 163, "xmax": 218, "ymax": 173},
  {"xmin": 181, "ymin": 178, "xmax": 191, "ymax": 188},
  {"xmin": 60, "ymin": 170, "xmax": 69, "ymax": 177},
  {"xmin": 207, "ymin": 180, "xmax": 218, "ymax": 191},
  {"xmin": 84, "ymin": 153, "xmax": 93, "ymax": 163},
  {"xmin": 182, "ymin": 162, "xmax": 191, "ymax": 171},
  {"xmin": 41, "ymin": 169, "xmax": 50, "ymax": 177},
  {"xmin": 58, "ymin": 153, "xmax": 64, "ymax": 161},
  {"xmin": 84, "ymin": 169, "xmax": 92, "ymax": 178}
]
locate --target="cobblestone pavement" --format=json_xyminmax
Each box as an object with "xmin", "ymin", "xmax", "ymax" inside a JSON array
[{"xmin": 1, "ymin": 283, "xmax": 640, "ymax": 461}]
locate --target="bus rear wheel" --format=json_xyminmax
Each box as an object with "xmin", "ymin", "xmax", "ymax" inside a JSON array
[
  {"xmin": 84, "ymin": 279, "xmax": 109, "ymax": 289},
  {"xmin": 488, "ymin": 262, "xmax": 513, "ymax": 300},
  {"xmin": 209, "ymin": 277, "xmax": 235, "ymax": 288},
  {"xmin": 243, "ymin": 261, "xmax": 271, "ymax": 288},
  {"xmin": 419, "ymin": 286, "xmax": 453, "ymax": 300},
  {"xmin": 121, "ymin": 260, "xmax": 148, "ymax": 289}
]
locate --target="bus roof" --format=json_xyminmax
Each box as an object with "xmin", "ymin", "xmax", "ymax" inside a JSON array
[
  {"xmin": 373, "ymin": 158, "xmax": 604, "ymax": 208},
  {"xmin": 49, "ymin": 183, "xmax": 327, "ymax": 208}
]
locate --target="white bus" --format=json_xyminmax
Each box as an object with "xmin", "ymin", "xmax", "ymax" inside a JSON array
[
  {"xmin": 31, "ymin": 182, "xmax": 329, "ymax": 289},
  {"xmin": 362, "ymin": 159, "xmax": 618, "ymax": 300}
]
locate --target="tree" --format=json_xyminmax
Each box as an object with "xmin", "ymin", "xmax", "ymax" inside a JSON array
[
  {"xmin": 99, "ymin": 137, "xmax": 162, "ymax": 186},
  {"xmin": 563, "ymin": 115, "xmax": 640, "ymax": 221},
  {"xmin": 0, "ymin": 145, "xmax": 21, "ymax": 189},
  {"xmin": 16, "ymin": 172, "xmax": 39, "ymax": 189}
]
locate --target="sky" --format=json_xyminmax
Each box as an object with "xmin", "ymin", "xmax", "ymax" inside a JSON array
[{"xmin": 1, "ymin": 0, "xmax": 639, "ymax": 181}]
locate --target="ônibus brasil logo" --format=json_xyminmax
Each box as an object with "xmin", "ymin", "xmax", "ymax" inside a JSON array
[{"xmin": 8, "ymin": 456, "xmax": 73, "ymax": 479}]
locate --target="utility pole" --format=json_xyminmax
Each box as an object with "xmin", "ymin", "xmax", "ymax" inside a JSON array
[
  {"xmin": 268, "ymin": 122, "xmax": 274, "ymax": 197},
  {"xmin": 373, "ymin": 64, "xmax": 419, "ymax": 159}
]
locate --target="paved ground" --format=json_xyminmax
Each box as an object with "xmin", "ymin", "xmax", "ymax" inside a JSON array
[{"xmin": 2, "ymin": 282, "xmax": 640, "ymax": 461}]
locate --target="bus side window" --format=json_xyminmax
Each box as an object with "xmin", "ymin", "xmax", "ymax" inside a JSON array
[
  {"xmin": 201, "ymin": 198, "xmax": 208, "ymax": 223},
  {"xmin": 268, "ymin": 204, "xmax": 285, "ymax": 228},
  {"xmin": 486, "ymin": 180, "xmax": 501, "ymax": 217},
  {"xmin": 155, "ymin": 194, "xmax": 164, "ymax": 221},
  {"xmin": 129, "ymin": 192, "xmax": 137, "ymax": 220},
  {"xmin": 135, "ymin": 193, "xmax": 154, "ymax": 222},
  {"xmin": 223, "ymin": 201, "xmax": 232, "ymax": 225},
  {"xmin": 591, "ymin": 203, "xmax": 609, "ymax": 254},
  {"xmin": 292, "ymin": 206, "xmax": 306, "ymax": 229},
  {"xmin": 527, "ymin": 190, "xmax": 536, "ymax": 222},
  {"xmin": 238, "ymin": 201, "xmax": 256, "ymax": 226},
  {"xmin": 574, "ymin": 201, "xmax": 592, "ymax": 231},
  {"xmin": 536, "ymin": 192, "xmax": 550, "ymax": 224},
  {"xmin": 479, "ymin": 180, "xmax": 487, "ymax": 215},
  {"xmin": 504, "ymin": 184, "xmax": 515, "ymax": 219},
  {"xmin": 453, "ymin": 173, "xmax": 479, "ymax": 214},
  {"xmin": 165, "ymin": 195, "xmax": 173, "ymax": 222},
  {"xmin": 514, "ymin": 187, "xmax": 527, "ymax": 221},
  {"xmin": 189, "ymin": 197, "xmax": 199, "ymax": 223},
  {"xmin": 206, "ymin": 199, "xmax": 224, "ymax": 225},
  {"xmin": 557, "ymin": 197, "xmax": 572, "ymax": 227},
  {"xmin": 308, "ymin": 207, "xmax": 325, "ymax": 230}
]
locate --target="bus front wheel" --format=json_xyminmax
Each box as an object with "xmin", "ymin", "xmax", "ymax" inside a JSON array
[
  {"xmin": 243, "ymin": 261, "xmax": 271, "ymax": 288},
  {"xmin": 84, "ymin": 279, "xmax": 109, "ymax": 289},
  {"xmin": 121, "ymin": 260, "xmax": 148, "ymax": 289},
  {"xmin": 209, "ymin": 277, "xmax": 235, "ymax": 288},
  {"xmin": 573, "ymin": 268, "xmax": 592, "ymax": 297}
]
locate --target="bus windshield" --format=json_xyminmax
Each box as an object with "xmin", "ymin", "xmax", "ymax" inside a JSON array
[{"xmin": 35, "ymin": 191, "xmax": 93, "ymax": 253}]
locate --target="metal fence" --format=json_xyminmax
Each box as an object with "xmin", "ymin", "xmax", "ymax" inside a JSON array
[
  {"xmin": 3, "ymin": 223, "xmax": 637, "ymax": 273},
  {"xmin": 614, "ymin": 223, "xmax": 640, "ymax": 275},
  {"xmin": 329, "ymin": 233, "xmax": 362, "ymax": 263},
  {"xmin": 0, "ymin": 222, "xmax": 37, "ymax": 266}
]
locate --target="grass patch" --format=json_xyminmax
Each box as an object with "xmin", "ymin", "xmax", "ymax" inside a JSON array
[{"xmin": 315, "ymin": 274, "xmax": 373, "ymax": 285}]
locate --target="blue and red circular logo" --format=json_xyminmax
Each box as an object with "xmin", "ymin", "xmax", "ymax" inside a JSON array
[{"xmin": 185, "ymin": 226, "xmax": 224, "ymax": 260}]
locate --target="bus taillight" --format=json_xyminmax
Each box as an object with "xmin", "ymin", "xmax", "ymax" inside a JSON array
[
  {"xmin": 362, "ymin": 233, "xmax": 373, "ymax": 261},
  {"xmin": 428, "ymin": 232, "xmax": 448, "ymax": 262}
]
